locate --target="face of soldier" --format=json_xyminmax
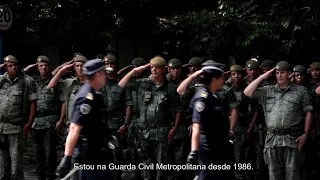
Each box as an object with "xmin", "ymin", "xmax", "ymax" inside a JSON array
[
  {"xmin": 310, "ymin": 68, "xmax": 320, "ymax": 79},
  {"xmin": 189, "ymin": 65, "xmax": 200, "ymax": 74},
  {"xmin": 74, "ymin": 62, "xmax": 84, "ymax": 77},
  {"xmin": 247, "ymin": 68, "xmax": 260, "ymax": 80},
  {"xmin": 4, "ymin": 62, "xmax": 19, "ymax": 76},
  {"xmin": 262, "ymin": 67, "xmax": 272, "ymax": 74},
  {"xmin": 150, "ymin": 64, "xmax": 165, "ymax": 78},
  {"xmin": 231, "ymin": 71, "xmax": 243, "ymax": 84},
  {"xmin": 37, "ymin": 62, "xmax": 50, "ymax": 76},
  {"xmin": 168, "ymin": 67, "xmax": 182, "ymax": 80},
  {"xmin": 105, "ymin": 62, "xmax": 117, "ymax": 74},
  {"xmin": 294, "ymin": 72, "xmax": 305, "ymax": 85},
  {"xmin": 276, "ymin": 70, "xmax": 290, "ymax": 84}
]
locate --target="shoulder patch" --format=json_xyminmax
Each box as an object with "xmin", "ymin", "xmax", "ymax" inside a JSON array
[
  {"xmin": 86, "ymin": 93, "xmax": 93, "ymax": 100},
  {"xmin": 80, "ymin": 104, "xmax": 91, "ymax": 114},
  {"xmin": 200, "ymin": 91, "xmax": 208, "ymax": 98},
  {"xmin": 195, "ymin": 101, "xmax": 205, "ymax": 112}
]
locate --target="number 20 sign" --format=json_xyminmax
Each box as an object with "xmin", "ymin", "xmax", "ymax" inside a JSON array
[{"xmin": 0, "ymin": 5, "xmax": 13, "ymax": 31}]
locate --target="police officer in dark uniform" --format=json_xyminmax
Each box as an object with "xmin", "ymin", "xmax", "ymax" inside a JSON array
[
  {"xmin": 56, "ymin": 59, "xmax": 113, "ymax": 180},
  {"xmin": 186, "ymin": 63, "xmax": 231, "ymax": 180}
]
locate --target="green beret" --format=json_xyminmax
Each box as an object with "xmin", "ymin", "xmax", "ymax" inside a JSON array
[
  {"xmin": 246, "ymin": 60, "xmax": 259, "ymax": 69},
  {"xmin": 150, "ymin": 57, "xmax": 166, "ymax": 68},
  {"xmin": 74, "ymin": 55, "xmax": 88, "ymax": 63},
  {"xmin": 132, "ymin": 57, "xmax": 146, "ymax": 67},
  {"xmin": 74, "ymin": 52, "xmax": 82, "ymax": 57},
  {"xmin": 261, "ymin": 59, "xmax": 274, "ymax": 68},
  {"xmin": 293, "ymin": 65, "xmax": 306, "ymax": 73},
  {"xmin": 167, "ymin": 58, "xmax": 182, "ymax": 68},
  {"xmin": 96, "ymin": 54, "xmax": 105, "ymax": 60},
  {"xmin": 275, "ymin": 61, "xmax": 290, "ymax": 71},
  {"xmin": 3, "ymin": 55, "xmax": 18, "ymax": 64},
  {"xmin": 104, "ymin": 55, "xmax": 117, "ymax": 64},
  {"xmin": 188, "ymin": 57, "xmax": 202, "ymax": 66},
  {"xmin": 201, "ymin": 60, "xmax": 216, "ymax": 66},
  {"xmin": 36, "ymin": 55, "xmax": 50, "ymax": 63},
  {"xmin": 230, "ymin": 65, "xmax": 243, "ymax": 72},
  {"xmin": 310, "ymin": 62, "xmax": 320, "ymax": 70}
]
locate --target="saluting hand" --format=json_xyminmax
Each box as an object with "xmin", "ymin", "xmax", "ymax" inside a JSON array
[
  {"xmin": 260, "ymin": 67, "xmax": 276, "ymax": 80},
  {"xmin": 134, "ymin": 63, "xmax": 150, "ymax": 74},
  {"xmin": 60, "ymin": 63, "xmax": 74, "ymax": 73},
  {"xmin": 190, "ymin": 69, "xmax": 203, "ymax": 79},
  {"xmin": 0, "ymin": 63, "xmax": 6, "ymax": 68}
]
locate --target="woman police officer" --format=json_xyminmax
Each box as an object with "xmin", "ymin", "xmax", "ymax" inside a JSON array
[{"xmin": 186, "ymin": 63, "xmax": 231, "ymax": 180}]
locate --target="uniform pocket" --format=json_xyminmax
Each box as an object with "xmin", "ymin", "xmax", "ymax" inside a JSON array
[{"xmin": 265, "ymin": 96, "xmax": 276, "ymax": 112}]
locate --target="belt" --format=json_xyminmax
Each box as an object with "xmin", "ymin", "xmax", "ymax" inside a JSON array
[
  {"xmin": 267, "ymin": 127, "xmax": 302, "ymax": 136},
  {"xmin": 36, "ymin": 111, "xmax": 58, "ymax": 118}
]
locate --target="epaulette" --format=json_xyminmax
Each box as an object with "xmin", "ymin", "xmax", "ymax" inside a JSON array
[
  {"xmin": 200, "ymin": 91, "xmax": 208, "ymax": 99},
  {"xmin": 86, "ymin": 93, "xmax": 93, "ymax": 100}
]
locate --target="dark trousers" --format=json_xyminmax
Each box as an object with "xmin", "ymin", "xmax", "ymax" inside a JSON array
[
  {"xmin": 30, "ymin": 128, "xmax": 57, "ymax": 180},
  {"xmin": 79, "ymin": 169, "xmax": 113, "ymax": 180}
]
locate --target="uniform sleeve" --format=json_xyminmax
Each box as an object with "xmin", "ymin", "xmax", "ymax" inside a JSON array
[
  {"xmin": 57, "ymin": 80, "xmax": 65, "ymax": 102},
  {"xmin": 227, "ymin": 90, "xmax": 239, "ymax": 109},
  {"xmin": 250, "ymin": 86, "xmax": 267, "ymax": 103},
  {"xmin": 301, "ymin": 88, "xmax": 313, "ymax": 113},
  {"xmin": 26, "ymin": 78, "xmax": 37, "ymax": 102},
  {"xmin": 192, "ymin": 98, "xmax": 206, "ymax": 124},
  {"xmin": 124, "ymin": 79, "xmax": 141, "ymax": 92},
  {"xmin": 71, "ymin": 97, "xmax": 93, "ymax": 126},
  {"xmin": 171, "ymin": 90, "xmax": 182, "ymax": 113},
  {"xmin": 124, "ymin": 89, "xmax": 133, "ymax": 107},
  {"xmin": 61, "ymin": 78, "xmax": 75, "ymax": 95}
]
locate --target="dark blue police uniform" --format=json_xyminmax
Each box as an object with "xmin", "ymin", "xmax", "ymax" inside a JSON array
[{"xmin": 190, "ymin": 87, "xmax": 230, "ymax": 180}]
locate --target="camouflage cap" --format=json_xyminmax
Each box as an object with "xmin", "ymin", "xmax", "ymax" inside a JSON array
[
  {"xmin": 150, "ymin": 57, "xmax": 166, "ymax": 68},
  {"xmin": 188, "ymin": 57, "xmax": 202, "ymax": 66},
  {"xmin": 96, "ymin": 54, "xmax": 105, "ymax": 60},
  {"xmin": 246, "ymin": 60, "xmax": 259, "ymax": 69},
  {"xmin": 74, "ymin": 55, "xmax": 88, "ymax": 63},
  {"xmin": 3, "ymin": 55, "xmax": 18, "ymax": 64},
  {"xmin": 293, "ymin": 65, "xmax": 307, "ymax": 73},
  {"xmin": 230, "ymin": 65, "xmax": 243, "ymax": 72},
  {"xmin": 74, "ymin": 52, "xmax": 82, "ymax": 57},
  {"xmin": 167, "ymin": 58, "xmax": 182, "ymax": 68},
  {"xmin": 36, "ymin": 55, "xmax": 50, "ymax": 64},
  {"xmin": 261, "ymin": 59, "xmax": 274, "ymax": 68},
  {"xmin": 132, "ymin": 57, "xmax": 146, "ymax": 67},
  {"xmin": 104, "ymin": 55, "xmax": 117, "ymax": 64},
  {"xmin": 201, "ymin": 60, "xmax": 216, "ymax": 66},
  {"xmin": 275, "ymin": 61, "xmax": 290, "ymax": 71},
  {"xmin": 310, "ymin": 62, "xmax": 320, "ymax": 70}
]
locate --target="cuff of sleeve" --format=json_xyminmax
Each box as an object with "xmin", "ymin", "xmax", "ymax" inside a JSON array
[
  {"xmin": 28, "ymin": 93, "xmax": 37, "ymax": 101},
  {"xmin": 229, "ymin": 102, "xmax": 239, "ymax": 109},
  {"xmin": 303, "ymin": 105, "xmax": 313, "ymax": 113}
]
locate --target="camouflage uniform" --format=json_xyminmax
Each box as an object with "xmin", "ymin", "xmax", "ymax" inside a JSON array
[
  {"xmin": 0, "ymin": 56, "xmax": 37, "ymax": 180},
  {"xmin": 101, "ymin": 75, "xmax": 133, "ymax": 180},
  {"xmin": 250, "ymin": 61, "xmax": 313, "ymax": 180}
]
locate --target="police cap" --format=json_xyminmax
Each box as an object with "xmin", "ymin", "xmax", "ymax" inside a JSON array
[
  {"xmin": 188, "ymin": 57, "xmax": 202, "ymax": 66},
  {"xmin": 104, "ymin": 55, "xmax": 117, "ymax": 64},
  {"xmin": 202, "ymin": 63, "xmax": 225, "ymax": 78},
  {"xmin": 230, "ymin": 65, "xmax": 243, "ymax": 72},
  {"xmin": 310, "ymin": 62, "xmax": 320, "ymax": 70},
  {"xmin": 3, "ymin": 55, "xmax": 18, "ymax": 64},
  {"xmin": 74, "ymin": 55, "xmax": 88, "ymax": 63},
  {"xmin": 96, "ymin": 54, "xmax": 105, "ymax": 60},
  {"xmin": 275, "ymin": 61, "xmax": 290, "ymax": 71},
  {"xmin": 201, "ymin": 60, "xmax": 216, "ymax": 66},
  {"xmin": 246, "ymin": 60, "xmax": 259, "ymax": 69},
  {"xmin": 74, "ymin": 52, "xmax": 82, "ymax": 57},
  {"xmin": 36, "ymin": 55, "xmax": 50, "ymax": 64},
  {"xmin": 132, "ymin": 57, "xmax": 146, "ymax": 67},
  {"xmin": 82, "ymin": 59, "xmax": 113, "ymax": 76},
  {"xmin": 150, "ymin": 57, "xmax": 166, "ymax": 68},
  {"xmin": 261, "ymin": 59, "xmax": 274, "ymax": 68},
  {"xmin": 293, "ymin": 65, "xmax": 307, "ymax": 73},
  {"xmin": 167, "ymin": 58, "xmax": 182, "ymax": 68}
]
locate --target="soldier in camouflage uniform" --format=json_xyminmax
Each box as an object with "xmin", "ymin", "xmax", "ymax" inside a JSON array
[
  {"xmin": 166, "ymin": 58, "xmax": 189, "ymax": 180},
  {"xmin": 47, "ymin": 55, "xmax": 88, "ymax": 180},
  {"xmin": 291, "ymin": 65, "xmax": 308, "ymax": 86},
  {"xmin": 23, "ymin": 56, "xmax": 65, "ymax": 180},
  {"xmin": 244, "ymin": 61, "xmax": 313, "ymax": 180},
  {"xmin": 118, "ymin": 57, "xmax": 182, "ymax": 180},
  {"xmin": 226, "ymin": 65, "xmax": 252, "ymax": 180},
  {"xmin": 0, "ymin": 55, "xmax": 37, "ymax": 180},
  {"xmin": 124, "ymin": 57, "xmax": 147, "ymax": 180},
  {"xmin": 187, "ymin": 57, "xmax": 202, "ymax": 77},
  {"xmin": 102, "ymin": 55, "xmax": 133, "ymax": 180}
]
